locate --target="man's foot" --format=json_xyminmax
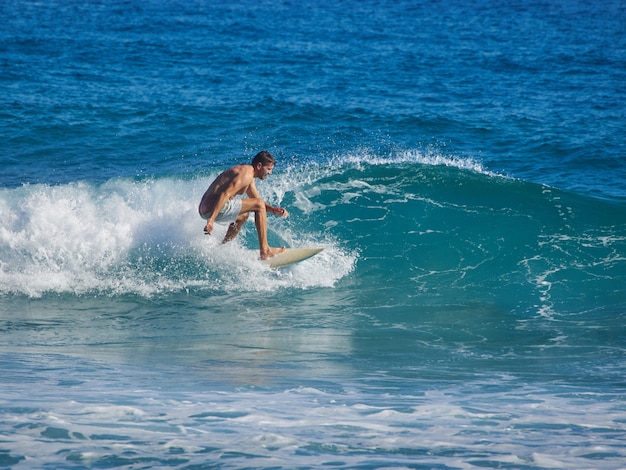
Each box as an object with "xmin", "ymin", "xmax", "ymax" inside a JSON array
[{"xmin": 260, "ymin": 246, "xmax": 286, "ymax": 260}]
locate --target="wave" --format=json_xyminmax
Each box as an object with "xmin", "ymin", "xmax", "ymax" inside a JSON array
[
  {"xmin": 1, "ymin": 149, "xmax": 625, "ymax": 315},
  {"xmin": 0, "ymin": 170, "xmax": 356, "ymax": 297},
  {"xmin": 286, "ymin": 150, "xmax": 626, "ymax": 320}
]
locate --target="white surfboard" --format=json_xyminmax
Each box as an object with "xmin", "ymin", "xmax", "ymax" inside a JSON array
[{"xmin": 261, "ymin": 247, "xmax": 323, "ymax": 269}]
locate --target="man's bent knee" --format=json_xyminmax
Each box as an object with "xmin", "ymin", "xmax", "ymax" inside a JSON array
[{"xmin": 241, "ymin": 197, "xmax": 265, "ymax": 213}]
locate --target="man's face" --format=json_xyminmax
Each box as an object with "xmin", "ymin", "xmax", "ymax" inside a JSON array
[{"xmin": 258, "ymin": 163, "xmax": 274, "ymax": 180}]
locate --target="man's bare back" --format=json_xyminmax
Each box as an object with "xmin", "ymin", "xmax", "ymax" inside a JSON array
[{"xmin": 198, "ymin": 164, "xmax": 254, "ymax": 223}]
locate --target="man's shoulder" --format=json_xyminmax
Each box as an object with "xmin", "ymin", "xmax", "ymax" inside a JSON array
[
  {"xmin": 225, "ymin": 164, "xmax": 254, "ymax": 186},
  {"xmin": 231, "ymin": 164, "xmax": 254, "ymax": 179},
  {"xmin": 230, "ymin": 164, "xmax": 253, "ymax": 174},
  {"xmin": 220, "ymin": 164, "xmax": 250, "ymax": 178}
]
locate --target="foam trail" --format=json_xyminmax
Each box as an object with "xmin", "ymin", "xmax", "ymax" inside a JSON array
[{"xmin": 324, "ymin": 147, "xmax": 501, "ymax": 176}]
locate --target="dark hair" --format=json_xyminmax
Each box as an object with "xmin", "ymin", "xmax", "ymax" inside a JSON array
[{"xmin": 251, "ymin": 150, "xmax": 275, "ymax": 167}]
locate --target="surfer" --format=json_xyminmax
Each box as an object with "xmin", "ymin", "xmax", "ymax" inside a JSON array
[{"xmin": 198, "ymin": 151, "xmax": 289, "ymax": 260}]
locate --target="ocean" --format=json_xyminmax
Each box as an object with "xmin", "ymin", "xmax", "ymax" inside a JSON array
[{"xmin": 1, "ymin": 0, "xmax": 625, "ymax": 468}]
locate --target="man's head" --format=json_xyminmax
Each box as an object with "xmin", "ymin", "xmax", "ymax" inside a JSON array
[
  {"xmin": 251, "ymin": 151, "xmax": 275, "ymax": 167},
  {"xmin": 252, "ymin": 151, "xmax": 275, "ymax": 180}
]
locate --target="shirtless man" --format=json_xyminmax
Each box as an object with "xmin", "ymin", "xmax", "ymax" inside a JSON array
[{"xmin": 198, "ymin": 151, "xmax": 289, "ymax": 259}]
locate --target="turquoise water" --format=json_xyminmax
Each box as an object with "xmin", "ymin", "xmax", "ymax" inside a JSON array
[{"xmin": 1, "ymin": 1, "xmax": 625, "ymax": 468}]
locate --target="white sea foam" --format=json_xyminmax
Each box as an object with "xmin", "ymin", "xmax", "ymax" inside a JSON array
[
  {"xmin": 0, "ymin": 175, "xmax": 356, "ymax": 297},
  {"xmin": 2, "ymin": 381, "xmax": 624, "ymax": 469},
  {"xmin": 323, "ymin": 147, "xmax": 502, "ymax": 177}
]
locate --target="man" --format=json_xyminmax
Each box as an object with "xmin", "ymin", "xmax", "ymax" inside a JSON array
[{"xmin": 198, "ymin": 151, "xmax": 289, "ymax": 260}]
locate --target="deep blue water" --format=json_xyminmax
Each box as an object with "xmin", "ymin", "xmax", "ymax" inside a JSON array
[{"xmin": 1, "ymin": 0, "xmax": 625, "ymax": 468}]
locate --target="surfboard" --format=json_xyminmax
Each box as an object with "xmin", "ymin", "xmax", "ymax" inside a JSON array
[{"xmin": 261, "ymin": 247, "xmax": 323, "ymax": 269}]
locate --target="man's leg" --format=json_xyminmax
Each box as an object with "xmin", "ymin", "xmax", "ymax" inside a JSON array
[
  {"xmin": 229, "ymin": 198, "xmax": 284, "ymax": 259},
  {"xmin": 222, "ymin": 213, "xmax": 249, "ymax": 243}
]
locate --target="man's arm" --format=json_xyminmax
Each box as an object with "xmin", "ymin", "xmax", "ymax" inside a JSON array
[
  {"xmin": 203, "ymin": 190, "xmax": 230, "ymax": 235},
  {"xmin": 246, "ymin": 181, "xmax": 289, "ymax": 217},
  {"xmin": 245, "ymin": 179, "xmax": 261, "ymax": 199},
  {"xmin": 266, "ymin": 203, "xmax": 288, "ymax": 217}
]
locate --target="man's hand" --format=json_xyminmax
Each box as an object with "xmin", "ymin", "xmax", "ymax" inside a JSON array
[
  {"xmin": 274, "ymin": 207, "xmax": 289, "ymax": 217},
  {"xmin": 204, "ymin": 220, "xmax": 214, "ymax": 235}
]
